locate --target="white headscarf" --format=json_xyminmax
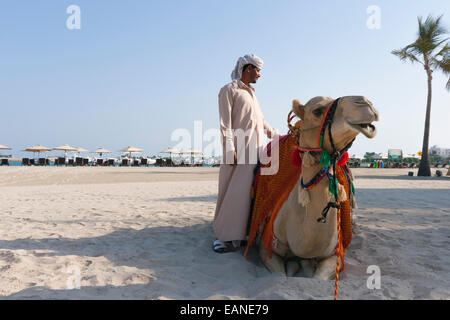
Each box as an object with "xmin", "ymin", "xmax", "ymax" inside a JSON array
[{"xmin": 230, "ymin": 54, "xmax": 263, "ymax": 80}]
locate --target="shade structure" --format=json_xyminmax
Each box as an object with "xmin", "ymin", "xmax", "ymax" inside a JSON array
[
  {"xmin": 53, "ymin": 144, "xmax": 77, "ymax": 158},
  {"xmin": 180, "ymin": 149, "xmax": 204, "ymax": 155},
  {"xmin": 71, "ymin": 147, "xmax": 89, "ymax": 160},
  {"xmin": 180, "ymin": 149, "xmax": 204, "ymax": 165},
  {"xmin": 53, "ymin": 144, "xmax": 77, "ymax": 152},
  {"xmin": 92, "ymin": 147, "xmax": 112, "ymax": 157},
  {"xmin": 74, "ymin": 147, "xmax": 89, "ymax": 153},
  {"xmin": 160, "ymin": 148, "xmax": 181, "ymax": 154},
  {"xmin": 22, "ymin": 144, "xmax": 52, "ymax": 159},
  {"xmin": 120, "ymin": 146, "xmax": 143, "ymax": 158},
  {"xmin": 0, "ymin": 144, "xmax": 11, "ymax": 150}
]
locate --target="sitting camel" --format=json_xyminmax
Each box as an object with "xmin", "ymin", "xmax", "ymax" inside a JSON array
[{"xmin": 254, "ymin": 96, "xmax": 379, "ymax": 280}]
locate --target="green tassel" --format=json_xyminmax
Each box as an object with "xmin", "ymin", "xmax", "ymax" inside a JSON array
[
  {"xmin": 328, "ymin": 177, "xmax": 337, "ymax": 196},
  {"xmin": 320, "ymin": 150, "xmax": 330, "ymax": 167},
  {"xmin": 351, "ymin": 183, "xmax": 355, "ymax": 195}
]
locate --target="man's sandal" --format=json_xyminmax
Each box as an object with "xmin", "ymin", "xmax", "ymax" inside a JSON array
[{"xmin": 212, "ymin": 239, "xmax": 234, "ymax": 254}]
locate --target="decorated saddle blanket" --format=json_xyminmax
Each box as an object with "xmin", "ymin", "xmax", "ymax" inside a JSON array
[{"xmin": 244, "ymin": 134, "xmax": 353, "ymax": 260}]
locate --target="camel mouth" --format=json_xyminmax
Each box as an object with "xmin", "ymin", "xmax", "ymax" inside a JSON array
[{"xmin": 347, "ymin": 120, "xmax": 377, "ymax": 138}]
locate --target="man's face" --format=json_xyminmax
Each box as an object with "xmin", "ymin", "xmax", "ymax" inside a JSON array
[{"xmin": 248, "ymin": 66, "xmax": 261, "ymax": 83}]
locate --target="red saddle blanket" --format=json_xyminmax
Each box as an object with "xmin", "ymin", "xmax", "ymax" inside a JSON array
[{"xmin": 244, "ymin": 134, "xmax": 353, "ymax": 261}]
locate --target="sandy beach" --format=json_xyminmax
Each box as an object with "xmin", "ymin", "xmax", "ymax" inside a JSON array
[{"xmin": 0, "ymin": 166, "xmax": 449, "ymax": 300}]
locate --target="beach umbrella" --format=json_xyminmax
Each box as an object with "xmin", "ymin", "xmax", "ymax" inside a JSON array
[
  {"xmin": 160, "ymin": 147, "xmax": 182, "ymax": 160},
  {"xmin": 160, "ymin": 147, "xmax": 181, "ymax": 155},
  {"xmin": 180, "ymin": 149, "xmax": 204, "ymax": 164},
  {"xmin": 0, "ymin": 144, "xmax": 11, "ymax": 150},
  {"xmin": 92, "ymin": 147, "xmax": 111, "ymax": 157},
  {"xmin": 0, "ymin": 144, "xmax": 11, "ymax": 157},
  {"xmin": 119, "ymin": 146, "xmax": 143, "ymax": 158},
  {"xmin": 72, "ymin": 147, "xmax": 89, "ymax": 159},
  {"xmin": 74, "ymin": 147, "xmax": 89, "ymax": 153},
  {"xmin": 53, "ymin": 144, "xmax": 77, "ymax": 159},
  {"xmin": 22, "ymin": 144, "xmax": 52, "ymax": 159}
]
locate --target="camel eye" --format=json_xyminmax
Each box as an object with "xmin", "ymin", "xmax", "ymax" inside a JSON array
[{"xmin": 313, "ymin": 108, "xmax": 323, "ymax": 117}]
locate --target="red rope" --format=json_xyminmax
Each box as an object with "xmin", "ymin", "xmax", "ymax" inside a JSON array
[{"xmin": 334, "ymin": 207, "xmax": 343, "ymax": 300}]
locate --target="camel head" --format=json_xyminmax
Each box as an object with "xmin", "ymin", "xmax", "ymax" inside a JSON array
[{"xmin": 292, "ymin": 96, "xmax": 379, "ymax": 154}]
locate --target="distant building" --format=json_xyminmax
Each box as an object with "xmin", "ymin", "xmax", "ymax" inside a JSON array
[{"xmin": 429, "ymin": 145, "xmax": 450, "ymax": 157}]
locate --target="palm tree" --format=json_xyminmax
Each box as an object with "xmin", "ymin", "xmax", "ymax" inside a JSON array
[{"xmin": 392, "ymin": 15, "xmax": 449, "ymax": 176}]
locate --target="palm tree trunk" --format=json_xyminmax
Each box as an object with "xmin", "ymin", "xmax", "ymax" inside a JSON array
[{"xmin": 418, "ymin": 64, "xmax": 432, "ymax": 176}]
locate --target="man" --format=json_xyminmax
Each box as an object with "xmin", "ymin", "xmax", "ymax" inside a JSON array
[{"xmin": 212, "ymin": 54, "xmax": 276, "ymax": 253}]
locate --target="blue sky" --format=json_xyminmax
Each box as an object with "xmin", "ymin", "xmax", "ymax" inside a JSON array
[{"xmin": 1, "ymin": 1, "xmax": 449, "ymax": 158}]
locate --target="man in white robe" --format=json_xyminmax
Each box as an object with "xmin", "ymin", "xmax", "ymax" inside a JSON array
[{"xmin": 213, "ymin": 54, "xmax": 276, "ymax": 253}]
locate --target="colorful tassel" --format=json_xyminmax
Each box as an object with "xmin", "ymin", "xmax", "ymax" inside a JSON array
[
  {"xmin": 320, "ymin": 150, "xmax": 331, "ymax": 167},
  {"xmin": 291, "ymin": 149, "xmax": 302, "ymax": 168},
  {"xmin": 337, "ymin": 152, "xmax": 349, "ymax": 167},
  {"xmin": 302, "ymin": 152, "xmax": 316, "ymax": 167},
  {"xmin": 298, "ymin": 186, "xmax": 310, "ymax": 207},
  {"xmin": 337, "ymin": 183, "xmax": 347, "ymax": 202},
  {"xmin": 328, "ymin": 176, "xmax": 338, "ymax": 196},
  {"xmin": 351, "ymin": 196, "xmax": 358, "ymax": 209}
]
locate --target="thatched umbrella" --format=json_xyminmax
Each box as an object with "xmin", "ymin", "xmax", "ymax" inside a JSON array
[
  {"xmin": 180, "ymin": 149, "xmax": 204, "ymax": 165},
  {"xmin": 160, "ymin": 147, "xmax": 181, "ymax": 155},
  {"xmin": 0, "ymin": 144, "xmax": 11, "ymax": 150},
  {"xmin": 120, "ymin": 146, "xmax": 143, "ymax": 158},
  {"xmin": 22, "ymin": 144, "xmax": 51, "ymax": 159},
  {"xmin": 53, "ymin": 144, "xmax": 77, "ymax": 159},
  {"xmin": 92, "ymin": 147, "xmax": 111, "ymax": 158}
]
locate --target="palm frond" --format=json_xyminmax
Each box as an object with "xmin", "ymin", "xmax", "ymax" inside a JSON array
[
  {"xmin": 416, "ymin": 15, "xmax": 449, "ymax": 54},
  {"xmin": 393, "ymin": 14, "xmax": 449, "ymax": 90},
  {"xmin": 391, "ymin": 47, "xmax": 424, "ymax": 65}
]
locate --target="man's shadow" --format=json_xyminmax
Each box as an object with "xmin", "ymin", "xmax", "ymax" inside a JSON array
[{"xmin": 0, "ymin": 221, "xmax": 266, "ymax": 299}]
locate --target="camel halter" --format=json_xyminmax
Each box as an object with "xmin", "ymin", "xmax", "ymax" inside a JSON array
[
  {"xmin": 291, "ymin": 98, "xmax": 355, "ymax": 301},
  {"xmin": 294, "ymin": 98, "xmax": 355, "ymax": 223}
]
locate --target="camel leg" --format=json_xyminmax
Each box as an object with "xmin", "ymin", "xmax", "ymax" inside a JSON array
[
  {"xmin": 314, "ymin": 255, "xmax": 338, "ymax": 280},
  {"xmin": 286, "ymin": 260, "xmax": 301, "ymax": 277},
  {"xmin": 300, "ymin": 259, "xmax": 316, "ymax": 278},
  {"xmin": 259, "ymin": 241, "xmax": 286, "ymax": 276}
]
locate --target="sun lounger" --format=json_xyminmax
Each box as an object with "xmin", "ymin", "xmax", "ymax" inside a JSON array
[
  {"xmin": 120, "ymin": 159, "xmax": 129, "ymax": 166},
  {"xmin": 165, "ymin": 159, "xmax": 174, "ymax": 167},
  {"xmin": 96, "ymin": 159, "xmax": 104, "ymax": 166},
  {"xmin": 106, "ymin": 159, "xmax": 114, "ymax": 166},
  {"xmin": 68, "ymin": 159, "xmax": 74, "ymax": 166},
  {"xmin": 140, "ymin": 158, "xmax": 148, "ymax": 166},
  {"xmin": 38, "ymin": 158, "xmax": 46, "ymax": 166},
  {"xmin": 75, "ymin": 157, "xmax": 83, "ymax": 166},
  {"xmin": 132, "ymin": 160, "xmax": 140, "ymax": 166},
  {"xmin": 56, "ymin": 157, "xmax": 66, "ymax": 166},
  {"xmin": 22, "ymin": 158, "xmax": 30, "ymax": 166},
  {"xmin": 1, "ymin": 159, "xmax": 9, "ymax": 166},
  {"xmin": 83, "ymin": 158, "xmax": 89, "ymax": 166}
]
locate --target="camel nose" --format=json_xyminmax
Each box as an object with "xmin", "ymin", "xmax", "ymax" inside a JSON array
[{"xmin": 357, "ymin": 97, "xmax": 380, "ymax": 121}]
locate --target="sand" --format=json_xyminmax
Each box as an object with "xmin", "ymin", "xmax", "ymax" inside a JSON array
[{"xmin": 0, "ymin": 166, "xmax": 449, "ymax": 300}]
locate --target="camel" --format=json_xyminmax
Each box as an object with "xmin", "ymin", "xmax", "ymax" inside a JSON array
[{"xmin": 259, "ymin": 96, "xmax": 379, "ymax": 280}]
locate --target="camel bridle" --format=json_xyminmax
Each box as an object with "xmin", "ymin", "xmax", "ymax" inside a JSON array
[
  {"xmin": 287, "ymin": 97, "xmax": 358, "ymax": 300},
  {"xmin": 294, "ymin": 98, "xmax": 355, "ymax": 223}
]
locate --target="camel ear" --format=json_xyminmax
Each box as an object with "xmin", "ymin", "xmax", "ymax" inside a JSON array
[{"xmin": 292, "ymin": 99, "xmax": 305, "ymax": 119}]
